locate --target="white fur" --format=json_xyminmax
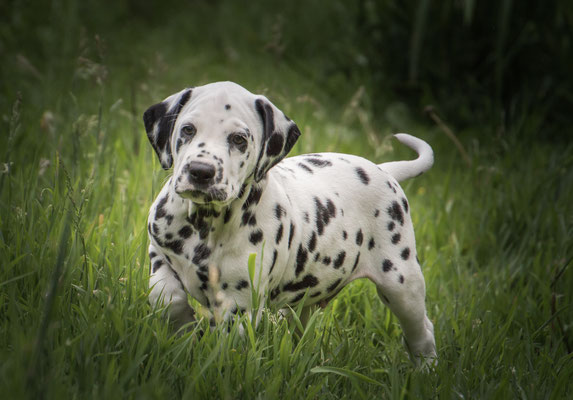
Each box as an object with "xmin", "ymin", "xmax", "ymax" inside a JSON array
[{"xmin": 144, "ymin": 82, "xmax": 437, "ymax": 365}]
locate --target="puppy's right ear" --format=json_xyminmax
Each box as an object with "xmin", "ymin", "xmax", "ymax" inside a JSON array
[{"xmin": 143, "ymin": 88, "xmax": 192, "ymax": 169}]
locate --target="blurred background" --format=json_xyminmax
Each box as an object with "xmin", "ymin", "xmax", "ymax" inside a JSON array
[{"xmin": 2, "ymin": 0, "xmax": 572, "ymax": 145}]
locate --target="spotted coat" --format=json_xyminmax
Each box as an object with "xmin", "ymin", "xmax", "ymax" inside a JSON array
[{"xmin": 143, "ymin": 82, "xmax": 437, "ymax": 365}]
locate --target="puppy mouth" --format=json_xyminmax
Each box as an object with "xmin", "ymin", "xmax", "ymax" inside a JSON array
[{"xmin": 176, "ymin": 186, "xmax": 228, "ymax": 204}]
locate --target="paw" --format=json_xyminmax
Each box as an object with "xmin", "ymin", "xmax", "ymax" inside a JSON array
[
  {"xmin": 403, "ymin": 316, "xmax": 437, "ymax": 367},
  {"xmin": 168, "ymin": 302, "xmax": 197, "ymax": 332}
]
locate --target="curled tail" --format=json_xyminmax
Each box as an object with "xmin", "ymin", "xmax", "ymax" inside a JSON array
[{"xmin": 379, "ymin": 134, "xmax": 434, "ymax": 182}]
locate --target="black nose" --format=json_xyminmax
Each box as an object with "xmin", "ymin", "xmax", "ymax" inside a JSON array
[{"xmin": 185, "ymin": 161, "xmax": 216, "ymax": 184}]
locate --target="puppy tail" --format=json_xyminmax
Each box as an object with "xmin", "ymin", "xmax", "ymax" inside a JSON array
[{"xmin": 378, "ymin": 134, "xmax": 434, "ymax": 182}]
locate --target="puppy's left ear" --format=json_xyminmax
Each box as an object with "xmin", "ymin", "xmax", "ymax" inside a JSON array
[
  {"xmin": 143, "ymin": 88, "xmax": 192, "ymax": 169},
  {"xmin": 253, "ymin": 97, "xmax": 301, "ymax": 182}
]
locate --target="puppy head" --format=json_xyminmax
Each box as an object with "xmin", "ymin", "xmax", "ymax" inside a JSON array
[{"xmin": 143, "ymin": 82, "xmax": 300, "ymax": 205}]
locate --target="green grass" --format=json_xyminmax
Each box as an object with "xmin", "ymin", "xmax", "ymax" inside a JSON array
[{"xmin": 1, "ymin": 2, "xmax": 573, "ymax": 398}]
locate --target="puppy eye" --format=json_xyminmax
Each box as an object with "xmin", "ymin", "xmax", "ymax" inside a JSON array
[
  {"xmin": 231, "ymin": 134, "xmax": 246, "ymax": 146},
  {"xmin": 181, "ymin": 124, "xmax": 196, "ymax": 136}
]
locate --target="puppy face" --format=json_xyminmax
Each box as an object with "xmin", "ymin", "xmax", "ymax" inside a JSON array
[{"xmin": 143, "ymin": 82, "xmax": 301, "ymax": 206}]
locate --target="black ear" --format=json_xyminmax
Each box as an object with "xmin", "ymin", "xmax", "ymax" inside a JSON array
[
  {"xmin": 143, "ymin": 88, "xmax": 192, "ymax": 169},
  {"xmin": 253, "ymin": 97, "xmax": 301, "ymax": 181}
]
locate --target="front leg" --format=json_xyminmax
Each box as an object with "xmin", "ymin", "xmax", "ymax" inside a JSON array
[{"xmin": 148, "ymin": 245, "xmax": 195, "ymax": 330}]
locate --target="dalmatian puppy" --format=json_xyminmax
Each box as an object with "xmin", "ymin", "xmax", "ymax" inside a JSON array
[{"xmin": 143, "ymin": 81, "xmax": 436, "ymax": 364}]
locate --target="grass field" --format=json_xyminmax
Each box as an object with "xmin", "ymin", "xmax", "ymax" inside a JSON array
[{"xmin": 1, "ymin": 2, "xmax": 572, "ymax": 399}]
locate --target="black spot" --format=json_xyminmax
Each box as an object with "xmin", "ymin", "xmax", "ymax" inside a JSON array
[
  {"xmin": 298, "ymin": 163, "xmax": 313, "ymax": 173},
  {"xmin": 327, "ymin": 278, "xmax": 342, "ymax": 292},
  {"xmin": 225, "ymin": 104, "xmax": 231, "ymax": 110},
  {"xmin": 270, "ymin": 287, "xmax": 281, "ymax": 300},
  {"xmin": 165, "ymin": 240, "xmax": 183, "ymax": 255},
  {"xmin": 308, "ymin": 231, "xmax": 317, "ymax": 252},
  {"xmin": 255, "ymin": 99, "xmax": 275, "ymax": 143},
  {"xmin": 306, "ymin": 158, "xmax": 332, "ymax": 167},
  {"xmin": 374, "ymin": 209, "xmax": 380, "ymax": 218},
  {"xmin": 176, "ymin": 138, "xmax": 183, "ymax": 153},
  {"xmin": 333, "ymin": 251, "xmax": 346, "ymax": 269},
  {"xmin": 269, "ymin": 249, "xmax": 278, "ymax": 274},
  {"xmin": 198, "ymin": 270, "xmax": 208, "ymax": 283},
  {"xmin": 355, "ymin": 167, "xmax": 370, "ymax": 184},
  {"xmin": 355, "ymin": 229, "xmax": 363, "ymax": 246},
  {"xmin": 288, "ymin": 222, "xmax": 295, "ymax": 249},
  {"xmin": 223, "ymin": 208, "xmax": 233, "ymax": 224},
  {"xmin": 314, "ymin": 252, "xmax": 321, "ymax": 262},
  {"xmin": 351, "ymin": 252, "xmax": 361, "ymax": 272},
  {"xmin": 222, "ymin": 283, "xmax": 228, "ymax": 290},
  {"xmin": 296, "ymin": 244, "xmax": 308, "ymax": 276},
  {"xmin": 155, "ymin": 195, "xmax": 169, "ymax": 219},
  {"xmin": 283, "ymin": 274, "xmax": 319, "ymax": 292},
  {"xmin": 291, "ymin": 293, "xmax": 305, "ymax": 303},
  {"xmin": 187, "ymin": 209, "xmax": 210, "ymax": 239},
  {"xmin": 192, "ymin": 243, "xmax": 211, "ymax": 266},
  {"xmin": 303, "ymin": 212, "xmax": 310, "ymax": 223},
  {"xmin": 311, "ymin": 291, "xmax": 322, "ymax": 298},
  {"xmin": 382, "ymin": 259, "xmax": 393, "ymax": 272},
  {"xmin": 387, "ymin": 181, "xmax": 397, "ymax": 193},
  {"xmin": 235, "ymin": 280, "xmax": 249, "ymax": 290},
  {"xmin": 368, "ymin": 237, "xmax": 375, "ymax": 250},
  {"xmin": 266, "ymin": 133, "xmax": 284, "ymax": 157},
  {"xmin": 151, "ymin": 228, "xmax": 163, "ymax": 247},
  {"xmin": 266, "ymin": 222, "xmax": 279, "ymax": 246},
  {"xmin": 149, "ymin": 251, "xmax": 157, "ymax": 259},
  {"xmin": 238, "ymin": 184, "xmax": 248, "ymax": 199},
  {"xmin": 327, "ymin": 200, "xmax": 336, "ymax": 216},
  {"xmin": 165, "ymin": 215, "xmax": 174, "ymax": 225},
  {"xmin": 249, "ymin": 230, "xmax": 264, "ymax": 245},
  {"xmin": 178, "ymin": 225, "xmax": 193, "ymax": 239},
  {"xmin": 143, "ymin": 101, "xmax": 168, "ymax": 139},
  {"xmin": 152, "ymin": 260, "xmax": 163, "ymax": 273},
  {"xmin": 243, "ymin": 186, "xmax": 263, "ymax": 210},
  {"xmin": 402, "ymin": 198, "xmax": 409, "ymax": 213},
  {"xmin": 274, "ymin": 204, "xmax": 285, "ymax": 219},
  {"xmin": 241, "ymin": 210, "xmax": 257, "ymax": 227},
  {"xmin": 314, "ymin": 197, "xmax": 336, "ymax": 235},
  {"xmin": 342, "ymin": 231, "xmax": 348, "ymax": 240},
  {"xmin": 198, "ymin": 142, "xmax": 205, "ymax": 148},
  {"xmin": 391, "ymin": 233, "xmax": 401, "ymax": 244},
  {"xmin": 401, "ymin": 247, "xmax": 410, "ymax": 260},
  {"xmin": 322, "ymin": 256, "xmax": 331, "ymax": 265},
  {"xmin": 387, "ymin": 201, "xmax": 404, "ymax": 226},
  {"xmin": 165, "ymin": 233, "xmax": 173, "ymax": 240},
  {"xmin": 399, "ymin": 275, "xmax": 405, "ymax": 284},
  {"xmin": 388, "ymin": 221, "xmax": 395, "ymax": 231}
]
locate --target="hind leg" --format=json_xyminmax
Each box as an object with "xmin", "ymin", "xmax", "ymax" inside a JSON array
[{"xmin": 371, "ymin": 256, "xmax": 436, "ymax": 365}]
